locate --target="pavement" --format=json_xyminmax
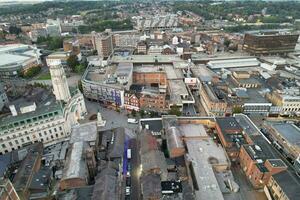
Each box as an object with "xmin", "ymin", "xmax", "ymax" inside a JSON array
[{"xmin": 82, "ymin": 100, "xmax": 138, "ymax": 131}]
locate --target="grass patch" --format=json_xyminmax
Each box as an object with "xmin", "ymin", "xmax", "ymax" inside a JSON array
[{"xmin": 37, "ymin": 73, "xmax": 51, "ymax": 80}]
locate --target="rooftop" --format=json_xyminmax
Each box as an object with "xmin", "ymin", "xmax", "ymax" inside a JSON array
[
  {"xmin": 207, "ymin": 58, "xmax": 260, "ymax": 69},
  {"xmin": 270, "ymin": 123, "xmax": 300, "ymax": 148},
  {"xmin": 70, "ymin": 122, "xmax": 98, "ymax": 144},
  {"xmin": 272, "ymin": 171, "xmax": 300, "ymax": 200},
  {"xmin": 216, "ymin": 117, "xmax": 243, "ymax": 135},
  {"xmin": 234, "ymin": 114, "xmax": 261, "ymax": 137},
  {"xmin": 186, "ymin": 139, "xmax": 227, "ymax": 200},
  {"xmin": 0, "ymin": 44, "xmax": 38, "ymax": 68},
  {"xmin": 179, "ymin": 124, "xmax": 208, "ymax": 138},
  {"xmin": 61, "ymin": 141, "xmax": 87, "ymax": 180},
  {"xmin": 110, "ymin": 54, "xmax": 182, "ymax": 64}
]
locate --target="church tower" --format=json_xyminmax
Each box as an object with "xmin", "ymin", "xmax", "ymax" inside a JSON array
[{"xmin": 49, "ymin": 60, "xmax": 71, "ymax": 102}]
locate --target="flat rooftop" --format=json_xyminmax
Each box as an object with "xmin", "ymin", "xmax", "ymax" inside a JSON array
[
  {"xmin": 70, "ymin": 122, "xmax": 98, "ymax": 144},
  {"xmin": 110, "ymin": 54, "xmax": 182, "ymax": 64},
  {"xmin": 179, "ymin": 124, "xmax": 208, "ymax": 138},
  {"xmin": 216, "ymin": 117, "xmax": 243, "ymax": 134},
  {"xmin": 207, "ymin": 58, "xmax": 260, "ymax": 69},
  {"xmin": 234, "ymin": 114, "xmax": 261, "ymax": 137},
  {"xmin": 271, "ymin": 123, "xmax": 300, "ymax": 148},
  {"xmin": 0, "ymin": 44, "xmax": 38, "ymax": 68},
  {"xmin": 186, "ymin": 139, "xmax": 228, "ymax": 200}
]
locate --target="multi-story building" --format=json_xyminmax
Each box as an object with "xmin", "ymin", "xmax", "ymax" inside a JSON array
[
  {"xmin": 124, "ymin": 93, "xmax": 140, "ymax": 111},
  {"xmin": 112, "ymin": 30, "xmax": 140, "ymax": 48},
  {"xmin": 133, "ymin": 65, "xmax": 167, "ymax": 86},
  {"xmin": 243, "ymin": 30, "xmax": 299, "ymax": 55},
  {"xmin": 81, "ymin": 62, "xmax": 133, "ymax": 109},
  {"xmin": 239, "ymin": 144, "xmax": 287, "ymax": 188},
  {"xmin": 215, "ymin": 117, "xmax": 247, "ymax": 161},
  {"xmin": 139, "ymin": 88, "xmax": 166, "ymax": 112},
  {"xmin": 29, "ymin": 28, "xmax": 48, "ymax": 42},
  {"xmin": 0, "ymin": 179, "xmax": 20, "ymax": 200},
  {"xmin": 267, "ymin": 87, "xmax": 300, "ymax": 115},
  {"xmin": 63, "ymin": 39, "xmax": 81, "ymax": 56},
  {"xmin": 0, "ymin": 62, "xmax": 86, "ymax": 155},
  {"xmin": 200, "ymin": 83, "xmax": 228, "ymax": 116},
  {"xmin": 46, "ymin": 51, "xmax": 70, "ymax": 67},
  {"xmin": 0, "ymin": 44, "xmax": 41, "ymax": 79},
  {"xmin": 137, "ymin": 41, "xmax": 147, "ymax": 55},
  {"xmin": 266, "ymin": 171, "xmax": 300, "ymax": 200},
  {"xmin": 46, "ymin": 19, "xmax": 61, "ymax": 37},
  {"xmin": 264, "ymin": 122, "xmax": 300, "ymax": 174},
  {"xmin": 0, "ymin": 83, "xmax": 8, "ymax": 111},
  {"xmin": 91, "ymin": 30, "xmax": 114, "ymax": 58}
]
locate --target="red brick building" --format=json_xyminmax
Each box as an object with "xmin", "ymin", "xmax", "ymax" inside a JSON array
[
  {"xmin": 124, "ymin": 93, "xmax": 140, "ymax": 111},
  {"xmin": 215, "ymin": 117, "xmax": 248, "ymax": 161},
  {"xmin": 133, "ymin": 71, "xmax": 167, "ymax": 86},
  {"xmin": 239, "ymin": 145, "xmax": 287, "ymax": 188},
  {"xmin": 140, "ymin": 92, "xmax": 166, "ymax": 112}
]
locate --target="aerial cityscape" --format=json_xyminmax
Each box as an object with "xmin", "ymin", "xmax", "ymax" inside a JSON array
[{"xmin": 0, "ymin": 0, "xmax": 300, "ymax": 200}]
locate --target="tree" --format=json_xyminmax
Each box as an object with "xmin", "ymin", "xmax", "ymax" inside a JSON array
[
  {"xmin": 168, "ymin": 106, "xmax": 182, "ymax": 116},
  {"xmin": 8, "ymin": 26, "xmax": 21, "ymax": 35},
  {"xmin": 232, "ymin": 106, "xmax": 243, "ymax": 114},
  {"xmin": 139, "ymin": 109, "xmax": 145, "ymax": 118},
  {"xmin": 67, "ymin": 55, "xmax": 79, "ymax": 71},
  {"xmin": 224, "ymin": 39, "xmax": 231, "ymax": 48},
  {"xmin": 78, "ymin": 80, "xmax": 83, "ymax": 92},
  {"xmin": 19, "ymin": 65, "xmax": 41, "ymax": 78},
  {"xmin": 131, "ymin": 109, "xmax": 137, "ymax": 117}
]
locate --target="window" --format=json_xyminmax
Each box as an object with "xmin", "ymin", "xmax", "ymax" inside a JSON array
[
  {"xmin": 8, "ymin": 142, "xmax": 13, "ymax": 146},
  {"xmin": 26, "ymin": 136, "xmax": 30, "ymax": 141},
  {"xmin": 15, "ymin": 140, "xmax": 19, "ymax": 145},
  {"xmin": 21, "ymin": 138, "xmax": 25, "ymax": 143},
  {"xmin": 1, "ymin": 144, "xmax": 6, "ymax": 148}
]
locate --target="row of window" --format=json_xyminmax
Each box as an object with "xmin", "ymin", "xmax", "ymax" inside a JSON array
[
  {"xmin": 0, "ymin": 111, "xmax": 60, "ymax": 131},
  {"xmin": 1, "ymin": 121, "xmax": 63, "ymax": 139},
  {"xmin": 0, "ymin": 131, "xmax": 65, "ymax": 154}
]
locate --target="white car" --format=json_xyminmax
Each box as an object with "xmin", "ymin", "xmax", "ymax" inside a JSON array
[{"xmin": 126, "ymin": 187, "xmax": 131, "ymax": 195}]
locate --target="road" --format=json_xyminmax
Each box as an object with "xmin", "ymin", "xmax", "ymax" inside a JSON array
[
  {"xmin": 226, "ymin": 164, "xmax": 267, "ymax": 200},
  {"xmin": 129, "ymin": 138, "xmax": 141, "ymax": 200}
]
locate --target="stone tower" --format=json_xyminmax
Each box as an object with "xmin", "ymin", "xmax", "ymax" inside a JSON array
[{"xmin": 49, "ymin": 60, "xmax": 71, "ymax": 102}]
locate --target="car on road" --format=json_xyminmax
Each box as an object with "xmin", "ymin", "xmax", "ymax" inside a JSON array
[
  {"xmin": 126, "ymin": 186, "xmax": 131, "ymax": 196},
  {"xmin": 128, "ymin": 118, "xmax": 138, "ymax": 124}
]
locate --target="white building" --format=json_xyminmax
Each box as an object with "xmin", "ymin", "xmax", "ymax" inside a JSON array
[
  {"xmin": 0, "ymin": 62, "xmax": 87, "ymax": 155},
  {"xmin": 46, "ymin": 19, "xmax": 61, "ymax": 37},
  {"xmin": 49, "ymin": 60, "xmax": 71, "ymax": 102}
]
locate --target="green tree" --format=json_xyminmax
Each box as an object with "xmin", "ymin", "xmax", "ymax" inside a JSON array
[
  {"xmin": 67, "ymin": 55, "xmax": 79, "ymax": 71},
  {"xmin": 139, "ymin": 109, "xmax": 145, "ymax": 118},
  {"xmin": 168, "ymin": 106, "xmax": 182, "ymax": 116},
  {"xmin": 131, "ymin": 109, "xmax": 137, "ymax": 117},
  {"xmin": 8, "ymin": 26, "xmax": 21, "ymax": 35},
  {"xmin": 19, "ymin": 65, "xmax": 41, "ymax": 78},
  {"xmin": 224, "ymin": 39, "xmax": 231, "ymax": 48},
  {"xmin": 232, "ymin": 106, "xmax": 243, "ymax": 114}
]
